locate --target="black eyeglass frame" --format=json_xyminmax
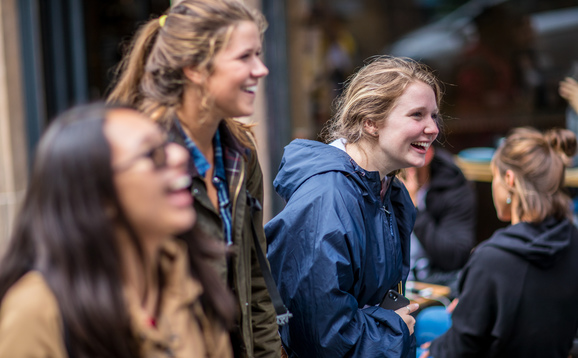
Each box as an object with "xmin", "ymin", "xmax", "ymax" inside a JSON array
[{"xmin": 113, "ymin": 140, "xmax": 169, "ymax": 172}]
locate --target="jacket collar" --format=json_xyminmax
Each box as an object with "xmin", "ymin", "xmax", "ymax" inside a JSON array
[
  {"xmin": 346, "ymin": 157, "xmax": 387, "ymax": 203},
  {"xmin": 125, "ymin": 239, "xmax": 201, "ymax": 347},
  {"xmin": 167, "ymin": 118, "xmax": 246, "ymax": 178}
]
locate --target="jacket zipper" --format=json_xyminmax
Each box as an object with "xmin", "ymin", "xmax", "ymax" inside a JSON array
[{"xmin": 382, "ymin": 203, "xmax": 398, "ymax": 278}]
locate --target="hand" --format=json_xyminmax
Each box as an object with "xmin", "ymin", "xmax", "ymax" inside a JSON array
[
  {"xmin": 559, "ymin": 77, "xmax": 578, "ymax": 113},
  {"xmin": 419, "ymin": 342, "xmax": 431, "ymax": 358},
  {"xmin": 447, "ymin": 298, "xmax": 459, "ymax": 313},
  {"xmin": 394, "ymin": 303, "xmax": 419, "ymax": 335}
]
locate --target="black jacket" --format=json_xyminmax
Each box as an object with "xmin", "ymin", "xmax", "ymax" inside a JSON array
[
  {"xmin": 429, "ymin": 216, "xmax": 578, "ymax": 357},
  {"xmin": 414, "ymin": 149, "xmax": 477, "ymax": 271}
]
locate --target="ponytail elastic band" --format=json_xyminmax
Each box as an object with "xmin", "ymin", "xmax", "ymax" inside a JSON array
[{"xmin": 159, "ymin": 15, "xmax": 167, "ymax": 28}]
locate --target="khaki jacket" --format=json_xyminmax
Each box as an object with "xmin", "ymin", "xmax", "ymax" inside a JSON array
[
  {"xmin": 0, "ymin": 239, "xmax": 232, "ymax": 358},
  {"xmin": 169, "ymin": 120, "xmax": 281, "ymax": 357}
]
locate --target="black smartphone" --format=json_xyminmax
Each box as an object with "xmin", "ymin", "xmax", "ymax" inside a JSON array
[{"xmin": 380, "ymin": 289, "xmax": 411, "ymax": 310}]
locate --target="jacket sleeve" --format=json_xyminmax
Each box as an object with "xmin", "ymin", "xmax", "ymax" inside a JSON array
[
  {"xmin": 0, "ymin": 272, "xmax": 67, "ymax": 358},
  {"xmin": 413, "ymin": 179, "xmax": 476, "ymax": 271},
  {"xmin": 266, "ymin": 177, "xmax": 412, "ymax": 358},
  {"xmin": 427, "ymin": 245, "xmax": 523, "ymax": 357},
  {"xmin": 245, "ymin": 147, "xmax": 283, "ymax": 357}
]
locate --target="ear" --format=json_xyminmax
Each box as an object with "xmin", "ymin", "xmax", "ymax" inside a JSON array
[
  {"xmin": 183, "ymin": 65, "xmax": 205, "ymax": 86},
  {"xmin": 364, "ymin": 120, "xmax": 379, "ymax": 136},
  {"xmin": 504, "ymin": 169, "xmax": 516, "ymax": 189}
]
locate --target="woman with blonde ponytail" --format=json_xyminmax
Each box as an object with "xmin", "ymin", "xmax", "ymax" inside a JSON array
[
  {"xmin": 420, "ymin": 127, "xmax": 578, "ymax": 358},
  {"xmin": 108, "ymin": 1, "xmax": 281, "ymax": 357}
]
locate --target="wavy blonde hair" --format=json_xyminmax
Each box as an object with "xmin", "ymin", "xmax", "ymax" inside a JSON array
[
  {"xmin": 492, "ymin": 127, "xmax": 577, "ymax": 222},
  {"xmin": 323, "ymin": 56, "xmax": 443, "ymax": 144},
  {"xmin": 107, "ymin": 0, "xmax": 267, "ymax": 148}
]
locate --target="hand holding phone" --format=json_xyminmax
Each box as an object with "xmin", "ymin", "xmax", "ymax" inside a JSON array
[{"xmin": 380, "ymin": 289, "xmax": 411, "ymax": 310}]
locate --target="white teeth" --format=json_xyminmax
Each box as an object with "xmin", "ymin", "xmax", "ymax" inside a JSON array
[
  {"xmin": 169, "ymin": 175, "xmax": 191, "ymax": 191},
  {"xmin": 412, "ymin": 142, "xmax": 430, "ymax": 149},
  {"xmin": 244, "ymin": 85, "xmax": 257, "ymax": 93}
]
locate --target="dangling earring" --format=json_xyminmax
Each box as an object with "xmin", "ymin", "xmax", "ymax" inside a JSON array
[{"xmin": 506, "ymin": 195, "xmax": 512, "ymax": 205}]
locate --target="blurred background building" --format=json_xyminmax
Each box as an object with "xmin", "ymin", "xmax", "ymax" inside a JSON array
[{"xmin": 1, "ymin": 0, "xmax": 578, "ymax": 248}]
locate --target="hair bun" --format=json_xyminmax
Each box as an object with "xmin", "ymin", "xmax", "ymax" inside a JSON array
[{"xmin": 545, "ymin": 128, "xmax": 577, "ymax": 165}]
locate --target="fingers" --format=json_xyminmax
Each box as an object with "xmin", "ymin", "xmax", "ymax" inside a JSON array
[
  {"xmin": 419, "ymin": 342, "xmax": 432, "ymax": 358},
  {"xmin": 394, "ymin": 304, "xmax": 418, "ymax": 335},
  {"xmin": 394, "ymin": 303, "xmax": 419, "ymax": 316},
  {"xmin": 447, "ymin": 298, "xmax": 459, "ymax": 313},
  {"xmin": 560, "ymin": 77, "xmax": 578, "ymax": 98},
  {"xmin": 406, "ymin": 315, "xmax": 416, "ymax": 335},
  {"xmin": 407, "ymin": 303, "xmax": 419, "ymax": 314},
  {"xmin": 564, "ymin": 77, "xmax": 578, "ymax": 86},
  {"xmin": 392, "ymin": 311, "xmax": 415, "ymax": 334}
]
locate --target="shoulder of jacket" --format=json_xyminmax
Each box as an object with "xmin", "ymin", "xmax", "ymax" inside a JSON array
[
  {"xmin": 1, "ymin": 272, "xmax": 60, "ymax": 321},
  {"xmin": 0, "ymin": 272, "xmax": 67, "ymax": 357},
  {"xmin": 469, "ymin": 240, "xmax": 516, "ymax": 268},
  {"xmin": 303, "ymin": 170, "xmax": 361, "ymax": 193},
  {"xmin": 290, "ymin": 172, "xmax": 365, "ymax": 216}
]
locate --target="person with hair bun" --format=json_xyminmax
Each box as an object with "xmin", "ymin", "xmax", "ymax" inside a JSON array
[
  {"xmin": 420, "ymin": 127, "xmax": 578, "ymax": 358},
  {"xmin": 107, "ymin": 0, "xmax": 281, "ymax": 356},
  {"xmin": 266, "ymin": 56, "xmax": 442, "ymax": 357}
]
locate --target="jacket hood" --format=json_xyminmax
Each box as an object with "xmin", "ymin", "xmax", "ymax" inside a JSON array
[
  {"xmin": 483, "ymin": 216, "xmax": 576, "ymax": 268},
  {"xmin": 273, "ymin": 139, "xmax": 378, "ymax": 201}
]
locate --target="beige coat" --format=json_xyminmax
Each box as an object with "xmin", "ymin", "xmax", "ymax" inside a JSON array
[{"xmin": 0, "ymin": 239, "xmax": 232, "ymax": 358}]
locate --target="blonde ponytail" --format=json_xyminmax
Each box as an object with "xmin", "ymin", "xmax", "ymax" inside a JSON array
[{"xmin": 107, "ymin": 19, "xmax": 162, "ymax": 107}]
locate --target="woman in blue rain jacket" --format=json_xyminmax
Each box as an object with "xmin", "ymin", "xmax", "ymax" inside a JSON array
[{"xmin": 265, "ymin": 56, "xmax": 444, "ymax": 357}]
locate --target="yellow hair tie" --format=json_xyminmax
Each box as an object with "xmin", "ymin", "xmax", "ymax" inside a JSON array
[{"xmin": 159, "ymin": 15, "xmax": 167, "ymax": 28}]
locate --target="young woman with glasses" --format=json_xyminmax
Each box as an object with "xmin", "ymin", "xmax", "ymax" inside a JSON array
[{"xmin": 0, "ymin": 103, "xmax": 235, "ymax": 357}]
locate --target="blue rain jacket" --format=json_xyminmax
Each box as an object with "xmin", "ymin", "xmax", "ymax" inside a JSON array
[{"xmin": 265, "ymin": 139, "xmax": 416, "ymax": 357}]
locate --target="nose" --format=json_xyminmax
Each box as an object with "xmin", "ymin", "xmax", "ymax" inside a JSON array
[
  {"xmin": 252, "ymin": 57, "xmax": 269, "ymax": 78},
  {"xmin": 426, "ymin": 113, "xmax": 440, "ymax": 139},
  {"xmin": 166, "ymin": 142, "xmax": 189, "ymax": 171}
]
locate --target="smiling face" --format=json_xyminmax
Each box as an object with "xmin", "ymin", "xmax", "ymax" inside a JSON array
[
  {"xmin": 374, "ymin": 81, "xmax": 439, "ymax": 173},
  {"xmin": 105, "ymin": 109, "xmax": 195, "ymax": 239},
  {"xmin": 204, "ymin": 21, "xmax": 268, "ymax": 119}
]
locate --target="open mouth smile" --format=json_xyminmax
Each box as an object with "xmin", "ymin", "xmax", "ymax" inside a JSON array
[
  {"xmin": 411, "ymin": 141, "xmax": 431, "ymax": 151},
  {"xmin": 168, "ymin": 175, "xmax": 191, "ymax": 192},
  {"xmin": 242, "ymin": 85, "xmax": 257, "ymax": 94}
]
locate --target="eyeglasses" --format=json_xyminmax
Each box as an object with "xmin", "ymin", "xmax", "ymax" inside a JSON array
[{"xmin": 114, "ymin": 141, "xmax": 169, "ymax": 172}]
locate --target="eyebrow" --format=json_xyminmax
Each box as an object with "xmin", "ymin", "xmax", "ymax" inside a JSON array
[
  {"xmin": 406, "ymin": 105, "xmax": 439, "ymax": 112},
  {"xmin": 137, "ymin": 131, "xmax": 165, "ymax": 149},
  {"xmin": 237, "ymin": 46, "xmax": 262, "ymax": 55}
]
